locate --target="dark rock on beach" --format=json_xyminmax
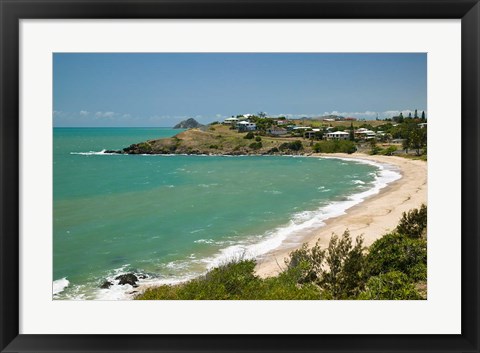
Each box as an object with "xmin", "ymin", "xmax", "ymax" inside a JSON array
[
  {"xmin": 115, "ymin": 273, "xmax": 139, "ymax": 287},
  {"xmin": 100, "ymin": 280, "xmax": 113, "ymax": 289}
]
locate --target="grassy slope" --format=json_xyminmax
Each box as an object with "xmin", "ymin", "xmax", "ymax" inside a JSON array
[{"xmin": 125, "ymin": 124, "xmax": 316, "ymax": 155}]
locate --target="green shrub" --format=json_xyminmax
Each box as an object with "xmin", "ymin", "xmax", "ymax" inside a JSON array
[
  {"xmin": 255, "ymin": 136, "xmax": 262, "ymax": 142},
  {"xmin": 286, "ymin": 243, "xmax": 322, "ymax": 284},
  {"xmin": 396, "ymin": 204, "xmax": 427, "ymax": 238},
  {"xmin": 137, "ymin": 142, "xmax": 152, "ymax": 152},
  {"xmin": 249, "ymin": 142, "xmax": 262, "ymax": 150},
  {"xmin": 257, "ymin": 271, "xmax": 322, "ymax": 300},
  {"xmin": 137, "ymin": 259, "xmax": 322, "ymax": 300},
  {"xmin": 313, "ymin": 140, "xmax": 356, "ymax": 154},
  {"xmin": 287, "ymin": 231, "xmax": 366, "ymax": 299},
  {"xmin": 366, "ymin": 233, "xmax": 427, "ymax": 281},
  {"xmin": 137, "ymin": 283, "xmax": 182, "ymax": 300},
  {"xmin": 290, "ymin": 140, "xmax": 303, "ymax": 151},
  {"xmin": 244, "ymin": 132, "xmax": 255, "ymax": 139},
  {"xmin": 279, "ymin": 140, "xmax": 303, "ymax": 152},
  {"xmin": 358, "ymin": 271, "xmax": 423, "ymax": 300},
  {"xmin": 209, "ymin": 144, "xmax": 219, "ymax": 149},
  {"xmin": 202, "ymin": 260, "xmax": 259, "ymax": 298},
  {"xmin": 138, "ymin": 260, "xmax": 261, "ymax": 300},
  {"xmin": 380, "ymin": 145, "xmax": 397, "ymax": 156},
  {"xmin": 369, "ymin": 140, "xmax": 382, "ymax": 155}
]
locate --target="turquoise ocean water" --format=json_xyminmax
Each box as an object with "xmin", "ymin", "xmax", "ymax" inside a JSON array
[{"xmin": 53, "ymin": 128, "xmax": 400, "ymax": 300}]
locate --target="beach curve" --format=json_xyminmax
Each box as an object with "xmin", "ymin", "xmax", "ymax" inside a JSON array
[{"xmin": 254, "ymin": 153, "xmax": 427, "ymax": 278}]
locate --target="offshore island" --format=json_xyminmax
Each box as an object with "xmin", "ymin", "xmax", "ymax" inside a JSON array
[{"xmin": 107, "ymin": 114, "xmax": 428, "ymax": 300}]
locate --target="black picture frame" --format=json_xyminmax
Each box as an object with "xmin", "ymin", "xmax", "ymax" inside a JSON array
[{"xmin": 1, "ymin": 1, "xmax": 479, "ymax": 352}]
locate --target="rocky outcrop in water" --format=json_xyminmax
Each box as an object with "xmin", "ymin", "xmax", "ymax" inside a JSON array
[
  {"xmin": 100, "ymin": 280, "xmax": 113, "ymax": 289},
  {"xmin": 100, "ymin": 273, "xmax": 149, "ymax": 289},
  {"xmin": 115, "ymin": 273, "xmax": 139, "ymax": 287}
]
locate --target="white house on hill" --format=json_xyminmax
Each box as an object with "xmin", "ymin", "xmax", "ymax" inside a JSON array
[
  {"xmin": 238, "ymin": 121, "xmax": 257, "ymax": 132},
  {"xmin": 224, "ymin": 117, "xmax": 239, "ymax": 125},
  {"xmin": 305, "ymin": 128, "xmax": 321, "ymax": 139},
  {"xmin": 354, "ymin": 128, "xmax": 376, "ymax": 140},
  {"xmin": 325, "ymin": 131, "xmax": 350, "ymax": 140}
]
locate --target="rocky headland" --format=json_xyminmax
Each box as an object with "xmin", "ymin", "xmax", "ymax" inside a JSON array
[{"xmin": 106, "ymin": 124, "xmax": 312, "ymax": 156}]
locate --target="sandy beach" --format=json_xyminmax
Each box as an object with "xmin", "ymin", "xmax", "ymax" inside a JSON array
[{"xmin": 255, "ymin": 153, "xmax": 427, "ymax": 278}]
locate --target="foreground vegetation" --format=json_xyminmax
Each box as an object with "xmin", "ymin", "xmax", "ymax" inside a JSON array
[{"xmin": 137, "ymin": 205, "xmax": 427, "ymax": 300}]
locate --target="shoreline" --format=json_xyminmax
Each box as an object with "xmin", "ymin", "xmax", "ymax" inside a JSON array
[
  {"xmin": 254, "ymin": 152, "xmax": 427, "ymax": 278},
  {"xmin": 130, "ymin": 152, "xmax": 426, "ymax": 299},
  {"xmin": 58, "ymin": 152, "xmax": 426, "ymax": 299}
]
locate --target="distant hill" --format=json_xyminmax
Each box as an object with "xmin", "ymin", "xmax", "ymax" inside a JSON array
[{"xmin": 173, "ymin": 118, "xmax": 204, "ymax": 129}]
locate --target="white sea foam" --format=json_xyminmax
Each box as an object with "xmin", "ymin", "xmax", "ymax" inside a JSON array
[
  {"xmin": 200, "ymin": 157, "xmax": 401, "ymax": 270},
  {"xmin": 194, "ymin": 238, "xmax": 215, "ymax": 244},
  {"xmin": 190, "ymin": 228, "xmax": 205, "ymax": 234},
  {"xmin": 92, "ymin": 263, "xmax": 202, "ymax": 300},
  {"xmin": 316, "ymin": 186, "xmax": 331, "ymax": 192},
  {"xmin": 101, "ymin": 157, "xmax": 401, "ymax": 296},
  {"xmin": 263, "ymin": 190, "xmax": 282, "ymax": 195},
  {"xmin": 93, "ymin": 265, "xmax": 152, "ymax": 300},
  {"xmin": 53, "ymin": 277, "xmax": 70, "ymax": 296},
  {"xmin": 198, "ymin": 183, "xmax": 219, "ymax": 188},
  {"xmin": 85, "ymin": 156, "xmax": 401, "ymax": 300},
  {"xmin": 70, "ymin": 149, "xmax": 109, "ymax": 156}
]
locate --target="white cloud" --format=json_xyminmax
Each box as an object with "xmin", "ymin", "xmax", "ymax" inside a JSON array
[
  {"xmin": 79, "ymin": 110, "xmax": 89, "ymax": 116},
  {"xmin": 323, "ymin": 110, "xmax": 377, "ymax": 118},
  {"xmin": 95, "ymin": 111, "xmax": 116, "ymax": 118},
  {"xmin": 272, "ymin": 113, "xmax": 318, "ymax": 119},
  {"xmin": 269, "ymin": 109, "xmax": 426, "ymax": 120},
  {"xmin": 321, "ymin": 109, "xmax": 427, "ymax": 119},
  {"xmin": 53, "ymin": 110, "xmax": 75, "ymax": 120}
]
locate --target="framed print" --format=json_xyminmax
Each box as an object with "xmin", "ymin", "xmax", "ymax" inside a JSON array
[{"xmin": 1, "ymin": 0, "xmax": 479, "ymax": 352}]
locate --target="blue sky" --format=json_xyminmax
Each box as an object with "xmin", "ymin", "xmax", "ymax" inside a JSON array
[{"xmin": 53, "ymin": 53, "xmax": 427, "ymax": 127}]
